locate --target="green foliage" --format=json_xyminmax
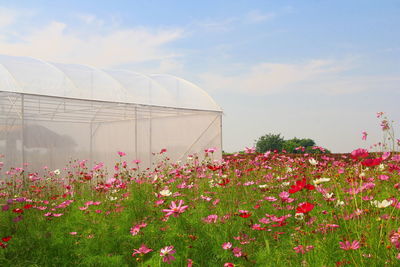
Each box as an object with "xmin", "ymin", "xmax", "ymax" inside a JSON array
[
  {"xmin": 255, "ymin": 133, "xmax": 285, "ymax": 153},
  {"xmin": 256, "ymin": 134, "xmax": 330, "ymax": 153}
]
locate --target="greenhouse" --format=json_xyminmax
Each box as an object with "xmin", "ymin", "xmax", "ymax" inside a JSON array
[{"xmin": 0, "ymin": 55, "xmax": 222, "ymax": 173}]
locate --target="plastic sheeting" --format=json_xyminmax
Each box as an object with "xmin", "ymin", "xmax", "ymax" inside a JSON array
[
  {"xmin": 0, "ymin": 55, "xmax": 222, "ymax": 173},
  {"xmin": 0, "ymin": 55, "xmax": 222, "ymax": 111}
]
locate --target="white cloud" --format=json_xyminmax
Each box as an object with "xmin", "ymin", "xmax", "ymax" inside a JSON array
[
  {"xmin": 0, "ymin": 10, "xmax": 184, "ymax": 68},
  {"xmin": 245, "ymin": 10, "xmax": 276, "ymax": 23},
  {"xmin": 195, "ymin": 17, "xmax": 238, "ymax": 33},
  {"xmin": 0, "ymin": 7, "xmax": 18, "ymax": 28},
  {"xmin": 199, "ymin": 58, "xmax": 400, "ymax": 95}
]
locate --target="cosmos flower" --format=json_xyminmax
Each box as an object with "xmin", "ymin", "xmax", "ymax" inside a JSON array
[
  {"xmin": 160, "ymin": 245, "xmax": 176, "ymax": 264},
  {"xmin": 296, "ymin": 202, "xmax": 315, "ymax": 214},
  {"xmin": 371, "ymin": 199, "xmax": 393, "ymax": 208},
  {"xmin": 132, "ymin": 244, "xmax": 153, "ymax": 257},
  {"xmin": 339, "ymin": 240, "xmax": 360, "ymax": 250},
  {"xmin": 162, "ymin": 200, "xmax": 188, "ymax": 217}
]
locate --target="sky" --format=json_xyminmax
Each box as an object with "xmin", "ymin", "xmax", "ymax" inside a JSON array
[{"xmin": 0, "ymin": 0, "xmax": 399, "ymax": 153}]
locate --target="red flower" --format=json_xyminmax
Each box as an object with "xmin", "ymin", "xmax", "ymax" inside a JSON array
[
  {"xmin": 207, "ymin": 165, "xmax": 222, "ymax": 171},
  {"xmin": 238, "ymin": 210, "xmax": 252, "ymax": 218},
  {"xmin": 83, "ymin": 175, "xmax": 92, "ymax": 181},
  {"xmin": 23, "ymin": 204, "xmax": 33, "ymax": 209},
  {"xmin": 289, "ymin": 178, "xmax": 315, "ymax": 194},
  {"xmin": 217, "ymin": 178, "xmax": 230, "ymax": 186},
  {"xmin": 0, "ymin": 242, "xmax": 6, "ymax": 248},
  {"xmin": 361, "ymin": 157, "xmax": 383, "ymax": 167},
  {"xmin": 12, "ymin": 208, "xmax": 23, "ymax": 214},
  {"xmin": 1, "ymin": 236, "xmax": 11, "ymax": 242},
  {"xmin": 350, "ymin": 148, "xmax": 369, "ymax": 160},
  {"xmin": 296, "ymin": 202, "xmax": 315, "ymax": 214}
]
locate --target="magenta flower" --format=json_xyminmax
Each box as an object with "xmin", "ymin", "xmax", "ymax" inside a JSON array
[
  {"xmin": 132, "ymin": 244, "xmax": 153, "ymax": 257},
  {"xmin": 222, "ymin": 242, "xmax": 232, "ymax": 250},
  {"xmin": 160, "ymin": 245, "xmax": 176, "ymax": 264},
  {"xmin": 117, "ymin": 151, "xmax": 126, "ymax": 157},
  {"xmin": 350, "ymin": 148, "xmax": 369, "ymax": 160},
  {"xmin": 162, "ymin": 200, "xmax": 188, "ymax": 217},
  {"xmin": 203, "ymin": 214, "xmax": 218, "ymax": 224},
  {"xmin": 362, "ymin": 131, "xmax": 368, "ymax": 141},
  {"xmin": 232, "ymin": 247, "xmax": 243, "ymax": 257},
  {"xmin": 339, "ymin": 240, "xmax": 360, "ymax": 250}
]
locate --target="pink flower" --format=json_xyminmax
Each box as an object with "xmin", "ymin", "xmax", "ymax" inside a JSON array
[
  {"xmin": 232, "ymin": 247, "xmax": 243, "ymax": 257},
  {"xmin": 293, "ymin": 245, "xmax": 306, "ymax": 254},
  {"xmin": 362, "ymin": 131, "xmax": 368, "ymax": 141},
  {"xmin": 224, "ymin": 263, "xmax": 235, "ymax": 267},
  {"xmin": 117, "ymin": 151, "xmax": 126, "ymax": 157},
  {"xmin": 264, "ymin": 196, "xmax": 277, "ymax": 202},
  {"xmin": 279, "ymin": 191, "xmax": 294, "ymax": 203},
  {"xmin": 379, "ymin": 175, "xmax": 389, "ymax": 181},
  {"xmin": 132, "ymin": 244, "xmax": 153, "ymax": 256},
  {"xmin": 203, "ymin": 214, "xmax": 218, "ymax": 224},
  {"xmin": 350, "ymin": 148, "xmax": 369, "ymax": 160},
  {"xmin": 70, "ymin": 232, "xmax": 77, "ymax": 235},
  {"xmin": 162, "ymin": 200, "xmax": 188, "ymax": 217},
  {"xmin": 160, "ymin": 245, "xmax": 176, "ymax": 264},
  {"xmin": 244, "ymin": 147, "xmax": 255, "ymax": 154},
  {"xmin": 390, "ymin": 228, "xmax": 400, "ymax": 249},
  {"xmin": 130, "ymin": 225, "xmax": 141, "ymax": 236},
  {"xmin": 92, "ymin": 162, "xmax": 104, "ymax": 171},
  {"xmin": 339, "ymin": 240, "xmax": 360, "ymax": 250},
  {"xmin": 222, "ymin": 242, "xmax": 232, "ymax": 250},
  {"xmin": 204, "ymin": 147, "xmax": 217, "ymax": 153}
]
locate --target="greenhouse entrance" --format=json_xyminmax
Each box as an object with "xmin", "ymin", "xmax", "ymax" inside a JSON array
[{"xmin": 0, "ymin": 55, "xmax": 222, "ymax": 173}]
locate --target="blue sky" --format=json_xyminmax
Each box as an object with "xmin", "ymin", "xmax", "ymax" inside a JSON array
[{"xmin": 0, "ymin": 0, "xmax": 399, "ymax": 152}]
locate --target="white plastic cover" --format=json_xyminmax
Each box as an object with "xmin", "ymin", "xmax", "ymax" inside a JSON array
[
  {"xmin": 0, "ymin": 55, "xmax": 222, "ymax": 173},
  {"xmin": 0, "ymin": 55, "xmax": 221, "ymax": 111}
]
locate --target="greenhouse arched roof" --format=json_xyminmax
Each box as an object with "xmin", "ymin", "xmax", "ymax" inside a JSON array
[{"xmin": 0, "ymin": 54, "xmax": 222, "ymax": 112}]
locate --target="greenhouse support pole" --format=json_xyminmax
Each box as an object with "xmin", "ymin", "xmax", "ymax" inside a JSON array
[
  {"xmin": 135, "ymin": 106, "xmax": 138, "ymax": 160},
  {"xmin": 149, "ymin": 81, "xmax": 152, "ymax": 167},
  {"xmin": 220, "ymin": 114, "xmax": 223, "ymax": 155},
  {"xmin": 21, "ymin": 94, "xmax": 26, "ymax": 185},
  {"xmin": 89, "ymin": 122, "xmax": 93, "ymax": 170},
  {"xmin": 149, "ymin": 108, "xmax": 152, "ymax": 167}
]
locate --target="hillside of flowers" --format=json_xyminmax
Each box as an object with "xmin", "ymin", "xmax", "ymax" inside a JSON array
[{"xmin": 1, "ymin": 114, "xmax": 400, "ymax": 266}]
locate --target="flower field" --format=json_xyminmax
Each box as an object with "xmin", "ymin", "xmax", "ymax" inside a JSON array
[{"xmin": 0, "ymin": 145, "xmax": 400, "ymax": 267}]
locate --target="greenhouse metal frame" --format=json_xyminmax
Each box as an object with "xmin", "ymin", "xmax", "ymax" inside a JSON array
[{"xmin": 0, "ymin": 55, "xmax": 222, "ymax": 173}]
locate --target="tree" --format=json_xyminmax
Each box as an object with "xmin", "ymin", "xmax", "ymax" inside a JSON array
[
  {"xmin": 255, "ymin": 134, "xmax": 330, "ymax": 154},
  {"xmin": 255, "ymin": 133, "xmax": 285, "ymax": 153}
]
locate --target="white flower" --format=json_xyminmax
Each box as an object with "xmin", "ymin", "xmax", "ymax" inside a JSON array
[
  {"xmin": 309, "ymin": 158, "xmax": 318, "ymax": 166},
  {"xmin": 209, "ymin": 179, "xmax": 216, "ymax": 188},
  {"xmin": 294, "ymin": 213, "xmax": 304, "ymax": 220},
  {"xmin": 378, "ymin": 164, "xmax": 385, "ymax": 171},
  {"xmin": 359, "ymin": 172, "xmax": 366, "ymax": 178},
  {"xmin": 258, "ymin": 184, "xmax": 268, "ymax": 188},
  {"xmin": 159, "ymin": 189, "xmax": 172, "ymax": 197},
  {"xmin": 371, "ymin": 200, "xmax": 393, "ymax": 208},
  {"xmin": 281, "ymin": 182, "xmax": 290, "ymax": 187},
  {"xmin": 313, "ymin": 177, "xmax": 331, "ymax": 185},
  {"xmin": 286, "ymin": 167, "xmax": 293, "ymax": 173},
  {"xmin": 324, "ymin": 192, "xmax": 334, "ymax": 199},
  {"xmin": 54, "ymin": 169, "xmax": 61, "ymax": 175},
  {"xmin": 336, "ymin": 200, "xmax": 345, "ymax": 207}
]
